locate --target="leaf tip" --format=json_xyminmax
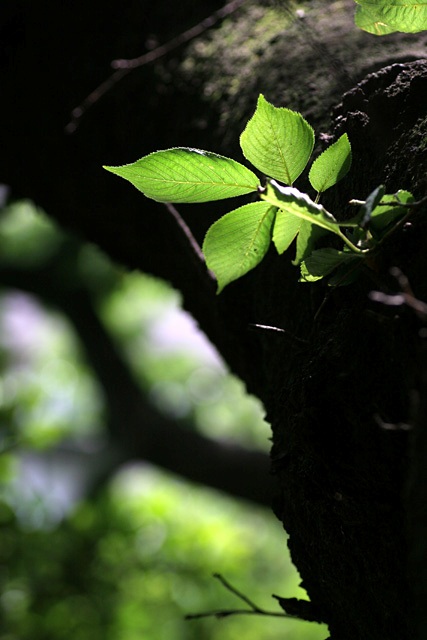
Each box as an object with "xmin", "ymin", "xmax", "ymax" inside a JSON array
[{"xmin": 103, "ymin": 164, "xmax": 121, "ymax": 176}]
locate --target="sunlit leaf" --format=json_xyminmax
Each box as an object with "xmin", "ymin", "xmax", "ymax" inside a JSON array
[
  {"xmin": 104, "ymin": 148, "xmax": 259, "ymax": 203},
  {"xmin": 309, "ymin": 134, "xmax": 352, "ymax": 193},
  {"xmin": 262, "ymin": 181, "xmax": 342, "ymax": 235},
  {"xmin": 370, "ymin": 190, "xmax": 414, "ymax": 231},
  {"xmin": 203, "ymin": 202, "xmax": 276, "ymax": 293},
  {"xmin": 240, "ymin": 95, "xmax": 314, "ymax": 185},
  {"xmin": 273, "ymin": 212, "xmax": 325, "ymax": 265},
  {"xmin": 272, "ymin": 209, "xmax": 302, "ymax": 254},
  {"xmin": 355, "ymin": 1, "xmax": 427, "ymax": 34},
  {"xmin": 300, "ymin": 248, "xmax": 361, "ymax": 282}
]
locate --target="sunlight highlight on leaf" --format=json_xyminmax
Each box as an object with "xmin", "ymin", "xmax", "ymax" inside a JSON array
[
  {"xmin": 309, "ymin": 134, "xmax": 352, "ymax": 194},
  {"xmin": 203, "ymin": 202, "xmax": 276, "ymax": 292},
  {"xmin": 104, "ymin": 148, "xmax": 259, "ymax": 203},
  {"xmin": 355, "ymin": 1, "xmax": 427, "ymax": 34},
  {"xmin": 240, "ymin": 95, "xmax": 314, "ymax": 185}
]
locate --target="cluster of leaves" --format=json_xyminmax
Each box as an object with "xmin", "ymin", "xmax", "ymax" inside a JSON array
[
  {"xmin": 105, "ymin": 95, "xmax": 414, "ymax": 293},
  {"xmin": 354, "ymin": 0, "xmax": 427, "ymax": 35}
]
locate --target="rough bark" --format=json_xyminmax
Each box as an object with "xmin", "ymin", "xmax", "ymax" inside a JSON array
[{"xmin": 1, "ymin": 1, "xmax": 427, "ymax": 637}]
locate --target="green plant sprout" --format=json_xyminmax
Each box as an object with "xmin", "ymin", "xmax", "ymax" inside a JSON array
[{"xmin": 104, "ymin": 94, "xmax": 416, "ymax": 293}]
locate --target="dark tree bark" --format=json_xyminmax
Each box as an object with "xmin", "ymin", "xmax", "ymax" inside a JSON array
[{"xmin": 1, "ymin": 1, "xmax": 427, "ymax": 638}]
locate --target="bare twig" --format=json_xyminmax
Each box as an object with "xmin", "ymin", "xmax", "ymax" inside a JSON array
[
  {"xmin": 248, "ymin": 323, "xmax": 308, "ymax": 345},
  {"xmin": 66, "ymin": 68, "xmax": 129, "ymax": 133},
  {"xmin": 213, "ymin": 573, "xmax": 263, "ymax": 611},
  {"xmin": 162, "ymin": 202, "xmax": 216, "ymax": 283},
  {"xmin": 369, "ymin": 267, "xmax": 427, "ymax": 321},
  {"xmin": 112, "ymin": 0, "xmax": 247, "ymax": 70},
  {"xmin": 374, "ymin": 413, "xmax": 412, "ymax": 432},
  {"xmin": 350, "ymin": 194, "xmax": 427, "ymax": 210},
  {"xmin": 186, "ymin": 573, "xmax": 292, "ymax": 621},
  {"xmin": 66, "ymin": 0, "xmax": 247, "ymax": 132},
  {"xmin": 163, "ymin": 203, "xmax": 205, "ymax": 266}
]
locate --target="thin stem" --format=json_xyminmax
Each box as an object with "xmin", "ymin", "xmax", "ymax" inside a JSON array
[
  {"xmin": 334, "ymin": 228, "xmax": 369, "ymax": 255},
  {"xmin": 213, "ymin": 573, "xmax": 263, "ymax": 611},
  {"xmin": 163, "ymin": 202, "xmax": 205, "ymax": 265},
  {"xmin": 185, "ymin": 573, "xmax": 292, "ymax": 621},
  {"xmin": 349, "ymin": 194, "xmax": 427, "ymax": 209},
  {"xmin": 112, "ymin": 0, "xmax": 248, "ymax": 70},
  {"xmin": 66, "ymin": 0, "xmax": 248, "ymax": 132},
  {"xmin": 248, "ymin": 323, "xmax": 308, "ymax": 345},
  {"xmin": 260, "ymin": 190, "xmax": 368, "ymax": 255},
  {"xmin": 186, "ymin": 607, "xmax": 289, "ymax": 620},
  {"xmin": 163, "ymin": 202, "xmax": 217, "ymax": 283}
]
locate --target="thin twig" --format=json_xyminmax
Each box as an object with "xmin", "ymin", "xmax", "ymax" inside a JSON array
[
  {"xmin": 213, "ymin": 573, "xmax": 262, "ymax": 611},
  {"xmin": 248, "ymin": 323, "xmax": 308, "ymax": 344},
  {"xmin": 112, "ymin": 0, "xmax": 247, "ymax": 70},
  {"xmin": 369, "ymin": 267, "xmax": 427, "ymax": 321},
  {"xmin": 66, "ymin": 68, "xmax": 129, "ymax": 133},
  {"xmin": 350, "ymin": 194, "xmax": 427, "ymax": 210},
  {"xmin": 185, "ymin": 573, "xmax": 291, "ymax": 621},
  {"xmin": 186, "ymin": 607, "xmax": 289, "ymax": 620},
  {"xmin": 163, "ymin": 202, "xmax": 205, "ymax": 265},
  {"xmin": 66, "ymin": 0, "xmax": 247, "ymax": 132},
  {"xmin": 163, "ymin": 202, "xmax": 216, "ymax": 282}
]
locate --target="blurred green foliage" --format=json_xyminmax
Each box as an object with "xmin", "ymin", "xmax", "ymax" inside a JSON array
[{"xmin": 0, "ymin": 202, "xmax": 327, "ymax": 639}]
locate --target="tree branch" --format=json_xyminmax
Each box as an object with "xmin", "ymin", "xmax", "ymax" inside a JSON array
[
  {"xmin": 0, "ymin": 250, "xmax": 272, "ymax": 506},
  {"xmin": 66, "ymin": 0, "xmax": 248, "ymax": 132}
]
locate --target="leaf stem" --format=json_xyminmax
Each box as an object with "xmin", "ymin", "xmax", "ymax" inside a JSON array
[{"xmin": 334, "ymin": 228, "xmax": 368, "ymax": 254}]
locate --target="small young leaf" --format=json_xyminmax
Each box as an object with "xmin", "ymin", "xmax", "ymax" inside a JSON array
[
  {"xmin": 203, "ymin": 202, "xmax": 276, "ymax": 293},
  {"xmin": 370, "ymin": 190, "xmax": 414, "ymax": 232},
  {"xmin": 309, "ymin": 133, "xmax": 352, "ymax": 194},
  {"xmin": 104, "ymin": 148, "xmax": 259, "ymax": 203},
  {"xmin": 273, "ymin": 212, "xmax": 326, "ymax": 264},
  {"xmin": 300, "ymin": 248, "xmax": 361, "ymax": 282},
  {"xmin": 240, "ymin": 95, "xmax": 314, "ymax": 185},
  {"xmin": 272, "ymin": 210, "xmax": 302, "ymax": 254},
  {"xmin": 355, "ymin": 1, "xmax": 427, "ymax": 34},
  {"xmin": 358, "ymin": 185, "xmax": 385, "ymax": 228}
]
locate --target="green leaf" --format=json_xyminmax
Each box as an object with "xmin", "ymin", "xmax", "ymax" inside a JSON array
[
  {"xmin": 300, "ymin": 248, "xmax": 362, "ymax": 282},
  {"xmin": 272, "ymin": 209, "xmax": 302, "ymax": 254},
  {"xmin": 203, "ymin": 202, "xmax": 276, "ymax": 293},
  {"xmin": 355, "ymin": 1, "xmax": 427, "ymax": 34},
  {"xmin": 264, "ymin": 182, "xmax": 370, "ymax": 255},
  {"xmin": 263, "ymin": 181, "xmax": 342, "ymax": 235},
  {"xmin": 309, "ymin": 133, "xmax": 352, "ymax": 193},
  {"xmin": 370, "ymin": 190, "xmax": 414, "ymax": 231},
  {"xmin": 272, "ymin": 212, "xmax": 326, "ymax": 264},
  {"xmin": 240, "ymin": 95, "xmax": 314, "ymax": 185},
  {"xmin": 103, "ymin": 148, "xmax": 259, "ymax": 203},
  {"xmin": 294, "ymin": 222, "xmax": 327, "ymax": 265},
  {"xmin": 359, "ymin": 184, "xmax": 386, "ymax": 228}
]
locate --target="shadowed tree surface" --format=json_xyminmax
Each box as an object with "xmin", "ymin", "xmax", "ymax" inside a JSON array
[{"xmin": 1, "ymin": 1, "xmax": 427, "ymax": 638}]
